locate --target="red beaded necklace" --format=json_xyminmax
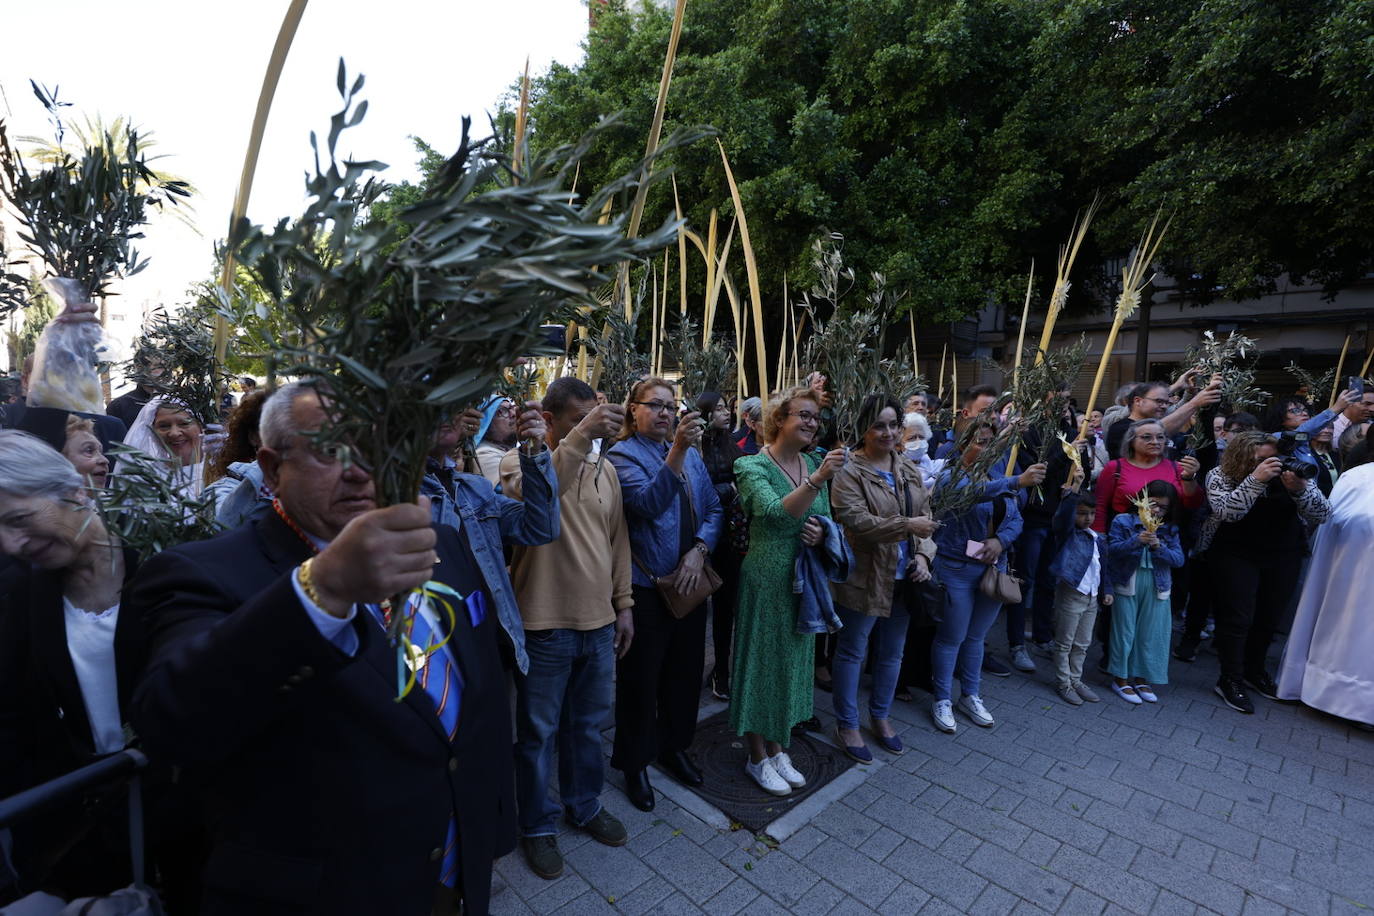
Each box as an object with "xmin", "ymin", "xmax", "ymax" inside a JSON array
[{"xmin": 272, "ymin": 498, "xmax": 394, "ymax": 625}]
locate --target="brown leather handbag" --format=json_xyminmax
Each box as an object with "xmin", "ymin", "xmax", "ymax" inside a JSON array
[
  {"xmin": 977, "ymin": 495, "xmax": 1022, "ymax": 604},
  {"xmin": 632, "ymin": 472, "xmax": 721, "ymax": 618}
]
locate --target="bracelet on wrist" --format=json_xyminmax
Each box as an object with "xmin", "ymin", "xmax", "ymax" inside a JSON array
[
  {"xmin": 297, "ymin": 558, "xmax": 324, "ymax": 608},
  {"xmin": 803, "ymin": 476, "xmax": 821, "ymax": 492},
  {"xmin": 693, "ymin": 541, "xmax": 710, "ymax": 557}
]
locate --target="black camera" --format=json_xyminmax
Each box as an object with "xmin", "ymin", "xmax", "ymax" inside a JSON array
[{"xmin": 1272, "ymin": 431, "xmax": 1318, "ymax": 479}]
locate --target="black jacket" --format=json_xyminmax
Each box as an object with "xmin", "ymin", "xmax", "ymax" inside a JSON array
[
  {"xmin": 0, "ymin": 550, "xmax": 146, "ymax": 900},
  {"xmin": 126, "ymin": 513, "xmax": 516, "ymax": 915}
]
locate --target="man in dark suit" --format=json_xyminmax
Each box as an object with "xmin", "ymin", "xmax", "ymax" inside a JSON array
[{"xmin": 127, "ymin": 382, "xmax": 524, "ymax": 915}]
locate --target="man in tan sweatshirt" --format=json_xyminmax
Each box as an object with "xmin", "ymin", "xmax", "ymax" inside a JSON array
[{"xmin": 500, "ymin": 376, "xmax": 635, "ymax": 881}]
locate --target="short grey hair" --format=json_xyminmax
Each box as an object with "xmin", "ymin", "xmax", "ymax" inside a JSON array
[
  {"xmin": 739, "ymin": 396, "xmax": 762, "ymax": 421},
  {"xmin": 904, "ymin": 411, "xmax": 932, "ymax": 439},
  {"xmin": 0, "ymin": 430, "xmax": 83, "ymax": 499},
  {"xmin": 259, "ymin": 381, "xmax": 321, "ymax": 450}
]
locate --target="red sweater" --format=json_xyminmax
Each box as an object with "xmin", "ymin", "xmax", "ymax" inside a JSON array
[{"xmin": 1092, "ymin": 458, "xmax": 1202, "ymax": 532}]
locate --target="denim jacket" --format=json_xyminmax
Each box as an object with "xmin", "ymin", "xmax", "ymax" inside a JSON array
[
  {"xmin": 421, "ymin": 448, "xmax": 560, "ymax": 674},
  {"xmin": 793, "ymin": 515, "xmax": 852, "ymax": 634},
  {"xmin": 208, "ymin": 460, "xmax": 271, "ymax": 529},
  {"xmin": 607, "ymin": 434, "xmax": 724, "ymax": 587},
  {"xmin": 1047, "ymin": 496, "xmax": 1110, "ymax": 594},
  {"xmin": 931, "ymin": 474, "xmax": 1023, "ymax": 571},
  {"xmin": 1105, "ymin": 513, "xmax": 1183, "ymax": 597}
]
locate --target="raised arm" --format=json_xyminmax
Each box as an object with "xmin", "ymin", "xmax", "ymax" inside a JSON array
[{"xmin": 494, "ymin": 449, "xmax": 561, "ymax": 546}]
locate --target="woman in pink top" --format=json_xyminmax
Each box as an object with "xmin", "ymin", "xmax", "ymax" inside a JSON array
[{"xmin": 1093, "ymin": 419, "xmax": 1203, "ymax": 532}]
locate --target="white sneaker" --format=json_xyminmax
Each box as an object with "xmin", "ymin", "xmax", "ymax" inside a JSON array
[
  {"xmin": 957, "ymin": 694, "xmax": 995, "ymax": 727},
  {"xmin": 768, "ymin": 752, "xmax": 806, "ymax": 789},
  {"xmin": 931, "ymin": 699, "xmax": 957, "ymax": 733},
  {"xmin": 745, "ymin": 758, "xmax": 792, "ymax": 796},
  {"xmin": 1011, "ymin": 646, "xmax": 1036, "ymax": 672}
]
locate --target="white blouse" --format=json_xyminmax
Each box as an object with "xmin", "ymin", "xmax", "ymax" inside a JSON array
[{"xmin": 62, "ymin": 597, "xmax": 126, "ymax": 754}]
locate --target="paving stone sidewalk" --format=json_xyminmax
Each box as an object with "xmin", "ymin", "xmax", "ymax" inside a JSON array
[{"xmin": 491, "ymin": 638, "xmax": 1374, "ymax": 915}]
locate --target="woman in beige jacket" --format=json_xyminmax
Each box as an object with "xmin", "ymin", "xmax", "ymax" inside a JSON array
[{"xmin": 829, "ymin": 394, "xmax": 938, "ymax": 760}]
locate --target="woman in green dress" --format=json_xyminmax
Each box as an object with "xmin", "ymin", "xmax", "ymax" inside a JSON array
[{"xmin": 730, "ymin": 386, "xmax": 847, "ymax": 796}]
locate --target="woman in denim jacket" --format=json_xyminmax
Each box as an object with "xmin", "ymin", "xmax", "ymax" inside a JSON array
[
  {"xmin": 928, "ymin": 419, "xmax": 1046, "ymax": 734},
  {"xmin": 1105, "ymin": 480, "xmax": 1184, "ymax": 704},
  {"xmin": 606, "ymin": 377, "xmax": 723, "ymax": 811}
]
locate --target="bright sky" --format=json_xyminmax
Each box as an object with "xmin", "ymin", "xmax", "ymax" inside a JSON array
[{"xmin": 1, "ymin": 0, "xmax": 589, "ymax": 349}]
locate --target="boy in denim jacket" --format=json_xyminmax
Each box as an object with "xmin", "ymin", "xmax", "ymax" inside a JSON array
[{"xmin": 1048, "ymin": 482, "xmax": 1113, "ymax": 706}]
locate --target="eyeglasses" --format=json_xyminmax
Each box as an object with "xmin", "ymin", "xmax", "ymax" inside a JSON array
[
  {"xmin": 1135, "ymin": 434, "xmax": 1167, "ymax": 442},
  {"xmin": 787, "ymin": 410, "xmax": 820, "ymax": 423},
  {"xmin": 633, "ymin": 400, "xmax": 675, "ymax": 414}
]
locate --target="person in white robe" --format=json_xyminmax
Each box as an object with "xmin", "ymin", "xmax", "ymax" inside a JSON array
[{"xmin": 1276, "ymin": 457, "xmax": 1374, "ymax": 725}]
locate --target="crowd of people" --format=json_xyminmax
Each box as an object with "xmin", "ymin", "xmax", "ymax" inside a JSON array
[{"xmin": 1, "ymin": 359, "xmax": 1371, "ymax": 914}]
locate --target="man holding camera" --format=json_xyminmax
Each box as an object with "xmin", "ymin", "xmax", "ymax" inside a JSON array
[{"xmin": 499, "ymin": 377, "xmax": 636, "ymax": 881}]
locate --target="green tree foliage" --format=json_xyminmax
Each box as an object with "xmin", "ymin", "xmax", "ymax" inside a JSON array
[{"xmin": 526, "ymin": 0, "xmax": 1374, "ymax": 325}]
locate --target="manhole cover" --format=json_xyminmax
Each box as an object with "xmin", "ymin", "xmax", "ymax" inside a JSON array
[{"xmin": 680, "ymin": 710, "xmax": 855, "ymax": 833}]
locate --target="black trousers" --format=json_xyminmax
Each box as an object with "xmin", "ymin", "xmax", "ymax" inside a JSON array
[
  {"xmin": 1181, "ymin": 553, "xmax": 1215, "ymax": 641},
  {"xmin": 611, "ymin": 585, "xmax": 707, "ymax": 773},
  {"xmin": 1209, "ymin": 549, "xmax": 1302, "ymax": 681},
  {"xmin": 710, "ymin": 542, "xmax": 740, "ymax": 681}
]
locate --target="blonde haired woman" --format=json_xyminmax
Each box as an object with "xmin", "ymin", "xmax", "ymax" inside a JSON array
[{"xmin": 730, "ymin": 386, "xmax": 846, "ymax": 795}]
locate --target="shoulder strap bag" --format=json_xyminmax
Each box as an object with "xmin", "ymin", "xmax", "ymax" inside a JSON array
[
  {"xmin": 977, "ymin": 494, "xmax": 1023, "ymax": 604},
  {"xmin": 626, "ymin": 451, "xmax": 722, "ymax": 618}
]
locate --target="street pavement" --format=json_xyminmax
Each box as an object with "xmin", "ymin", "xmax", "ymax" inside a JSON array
[{"xmin": 492, "ymin": 637, "xmax": 1374, "ymax": 915}]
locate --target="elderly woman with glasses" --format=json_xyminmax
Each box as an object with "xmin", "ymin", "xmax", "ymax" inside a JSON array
[
  {"xmin": 1092, "ymin": 419, "xmax": 1203, "ymax": 533},
  {"xmin": 0, "ymin": 430, "xmax": 145, "ymax": 900},
  {"xmin": 605, "ymin": 377, "xmax": 723, "ymax": 811}
]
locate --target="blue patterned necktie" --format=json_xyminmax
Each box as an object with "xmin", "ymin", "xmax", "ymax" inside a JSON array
[{"xmin": 371, "ymin": 603, "xmax": 464, "ymax": 887}]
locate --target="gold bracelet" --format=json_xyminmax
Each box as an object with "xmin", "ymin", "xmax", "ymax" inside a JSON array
[{"xmin": 297, "ymin": 558, "xmax": 325, "ymax": 607}]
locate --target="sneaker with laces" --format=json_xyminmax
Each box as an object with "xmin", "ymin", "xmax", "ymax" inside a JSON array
[
  {"xmin": 578, "ymin": 808, "xmax": 627, "ymax": 847},
  {"xmin": 1072, "ymin": 681, "xmax": 1101, "ymax": 703},
  {"xmin": 1031, "ymin": 639, "xmax": 1056, "ymax": 658},
  {"xmin": 1057, "ymin": 684, "xmax": 1084, "ymax": 706},
  {"xmin": 957, "ymin": 694, "xmax": 995, "ymax": 727},
  {"xmin": 745, "ymin": 757, "xmax": 792, "ymax": 796},
  {"xmin": 521, "ymin": 835, "xmax": 563, "ymax": 880},
  {"xmin": 931, "ymin": 699, "xmax": 957, "ymax": 733},
  {"xmin": 768, "ymin": 752, "xmax": 806, "ymax": 788},
  {"xmin": 1244, "ymin": 671, "xmax": 1279, "ymax": 701},
  {"xmin": 1011, "ymin": 645, "xmax": 1036, "ymax": 672},
  {"xmin": 1215, "ymin": 677, "xmax": 1255, "ymax": 714}
]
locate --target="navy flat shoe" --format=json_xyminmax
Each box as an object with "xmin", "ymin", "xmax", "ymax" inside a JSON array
[
  {"xmin": 869, "ymin": 728, "xmax": 904, "ymax": 755},
  {"xmin": 834, "ymin": 727, "xmax": 873, "ymax": 763}
]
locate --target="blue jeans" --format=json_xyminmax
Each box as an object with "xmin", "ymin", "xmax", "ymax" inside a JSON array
[
  {"xmin": 932, "ymin": 557, "xmax": 1004, "ymax": 701},
  {"xmin": 1008, "ymin": 522, "xmax": 1055, "ymax": 646},
  {"xmin": 831, "ymin": 593, "xmax": 911, "ymax": 729},
  {"xmin": 514, "ymin": 624, "xmax": 615, "ymax": 837}
]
